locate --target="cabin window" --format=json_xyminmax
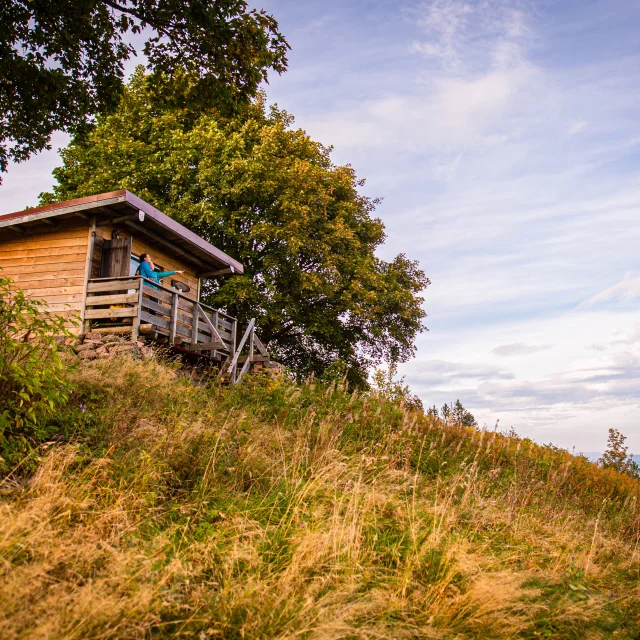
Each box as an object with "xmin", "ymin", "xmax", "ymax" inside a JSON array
[{"xmin": 130, "ymin": 254, "xmax": 141, "ymax": 276}]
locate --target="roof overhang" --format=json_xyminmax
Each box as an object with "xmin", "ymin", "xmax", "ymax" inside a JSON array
[{"xmin": 0, "ymin": 190, "xmax": 244, "ymax": 276}]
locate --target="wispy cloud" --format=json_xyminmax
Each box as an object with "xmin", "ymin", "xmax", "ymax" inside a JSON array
[
  {"xmin": 579, "ymin": 272, "xmax": 640, "ymax": 308},
  {"xmin": 301, "ymin": 1, "xmax": 543, "ymax": 160},
  {"xmin": 567, "ymin": 120, "xmax": 588, "ymax": 135},
  {"xmin": 411, "ymin": 0, "xmax": 532, "ymax": 74},
  {"xmin": 492, "ymin": 342, "xmax": 551, "ymax": 356}
]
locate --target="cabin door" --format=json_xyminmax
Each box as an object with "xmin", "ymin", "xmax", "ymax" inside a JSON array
[{"xmin": 100, "ymin": 237, "xmax": 132, "ymax": 278}]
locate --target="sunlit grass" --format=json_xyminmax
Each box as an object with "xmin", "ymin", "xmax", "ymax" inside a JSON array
[{"xmin": 0, "ymin": 357, "xmax": 638, "ymax": 638}]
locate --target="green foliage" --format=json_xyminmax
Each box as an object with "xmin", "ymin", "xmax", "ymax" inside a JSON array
[
  {"xmin": 599, "ymin": 428, "xmax": 640, "ymax": 479},
  {"xmin": 0, "ymin": 0, "xmax": 289, "ymax": 174},
  {"xmin": 0, "ymin": 275, "xmax": 75, "ymax": 473},
  {"xmin": 41, "ymin": 70, "xmax": 430, "ymax": 385},
  {"xmin": 371, "ymin": 365, "xmax": 424, "ymax": 411}
]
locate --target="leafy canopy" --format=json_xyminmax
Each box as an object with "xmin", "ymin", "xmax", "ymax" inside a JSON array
[
  {"xmin": 0, "ymin": 0, "xmax": 289, "ymax": 175},
  {"xmin": 42, "ymin": 71, "xmax": 429, "ymax": 385}
]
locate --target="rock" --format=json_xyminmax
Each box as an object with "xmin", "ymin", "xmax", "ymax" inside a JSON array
[
  {"xmin": 261, "ymin": 361, "xmax": 284, "ymax": 376},
  {"xmin": 79, "ymin": 350, "xmax": 98, "ymax": 360},
  {"xmin": 113, "ymin": 344, "xmax": 135, "ymax": 353},
  {"xmin": 85, "ymin": 332, "xmax": 103, "ymax": 341},
  {"xmin": 76, "ymin": 343, "xmax": 96, "ymax": 353}
]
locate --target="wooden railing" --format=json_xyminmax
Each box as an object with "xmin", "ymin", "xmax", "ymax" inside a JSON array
[
  {"xmin": 83, "ymin": 276, "xmax": 237, "ymax": 358},
  {"xmin": 83, "ymin": 275, "xmax": 271, "ymax": 383}
]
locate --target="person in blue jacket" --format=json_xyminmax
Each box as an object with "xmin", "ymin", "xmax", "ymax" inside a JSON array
[{"xmin": 138, "ymin": 253, "xmax": 183, "ymax": 289}]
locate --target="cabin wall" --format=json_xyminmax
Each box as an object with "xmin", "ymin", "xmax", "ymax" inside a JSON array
[
  {"xmin": 0, "ymin": 220, "xmax": 203, "ymax": 334},
  {"xmin": 0, "ymin": 222, "xmax": 90, "ymax": 326},
  {"xmin": 94, "ymin": 225, "xmax": 199, "ymax": 296}
]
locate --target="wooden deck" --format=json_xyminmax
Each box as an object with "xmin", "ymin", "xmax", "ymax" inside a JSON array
[{"xmin": 83, "ymin": 276, "xmax": 268, "ymax": 383}]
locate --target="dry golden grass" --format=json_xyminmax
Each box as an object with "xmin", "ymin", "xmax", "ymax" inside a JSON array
[{"xmin": 0, "ymin": 357, "xmax": 638, "ymax": 638}]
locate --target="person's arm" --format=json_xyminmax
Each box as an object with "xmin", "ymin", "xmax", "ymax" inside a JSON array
[{"xmin": 154, "ymin": 269, "xmax": 176, "ymax": 278}]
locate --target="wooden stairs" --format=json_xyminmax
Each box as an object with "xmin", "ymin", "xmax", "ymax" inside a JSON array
[{"xmin": 218, "ymin": 318, "xmax": 276, "ymax": 385}]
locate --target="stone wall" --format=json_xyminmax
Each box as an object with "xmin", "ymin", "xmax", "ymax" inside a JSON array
[{"xmin": 59, "ymin": 332, "xmax": 154, "ymax": 360}]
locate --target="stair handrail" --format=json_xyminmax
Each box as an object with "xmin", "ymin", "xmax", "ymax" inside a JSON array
[
  {"xmin": 226, "ymin": 318, "xmax": 256, "ymax": 377},
  {"xmin": 195, "ymin": 302, "xmax": 226, "ymax": 349}
]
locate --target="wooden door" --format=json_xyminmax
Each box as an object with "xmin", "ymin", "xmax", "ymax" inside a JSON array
[{"xmin": 100, "ymin": 237, "xmax": 132, "ymax": 278}]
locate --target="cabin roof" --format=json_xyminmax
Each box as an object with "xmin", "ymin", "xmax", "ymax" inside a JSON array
[{"xmin": 0, "ymin": 190, "xmax": 243, "ymax": 276}]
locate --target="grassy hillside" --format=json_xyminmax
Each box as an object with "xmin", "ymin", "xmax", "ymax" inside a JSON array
[{"xmin": 1, "ymin": 356, "xmax": 639, "ymax": 639}]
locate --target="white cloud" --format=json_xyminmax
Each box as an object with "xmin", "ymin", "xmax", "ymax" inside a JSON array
[
  {"xmin": 1, "ymin": 131, "xmax": 71, "ymax": 213},
  {"xmin": 412, "ymin": 0, "xmax": 532, "ymax": 73},
  {"xmin": 411, "ymin": 0, "xmax": 474, "ymax": 69},
  {"xmin": 401, "ymin": 307, "xmax": 640, "ymax": 450},
  {"xmin": 579, "ymin": 272, "xmax": 640, "ymax": 307},
  {"xmin": 493, "ymin": 343, "xmax": 551, "ymax": 356},
  {"xmin": 568, "ymin": 120, "xmax": 589, "ymax": 135}
]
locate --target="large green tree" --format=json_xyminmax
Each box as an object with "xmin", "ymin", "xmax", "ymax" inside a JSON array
[
  {"xmin": 0, "ymin": 0, "xmax": 288, "ymax": 175},
  {"xmin": 42, "ymin": 71, "xmax": 429, "ymax": 384}
]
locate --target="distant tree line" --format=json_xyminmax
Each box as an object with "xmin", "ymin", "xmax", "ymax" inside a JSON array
[{"xmin": 427, "ymin": 400, "xmax": 477, "ymax": 427}]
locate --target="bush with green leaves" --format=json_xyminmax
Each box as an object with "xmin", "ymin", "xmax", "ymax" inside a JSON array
[
  {"xmin": 0, "ymin": 276, "xmax": 75, "ymax": 474},
  {"xmin": 599, "ymin": 428, "xmax": 640, "ymax": 479}
]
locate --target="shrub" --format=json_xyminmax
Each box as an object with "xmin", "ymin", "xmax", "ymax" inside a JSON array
[
  {"xmin": 0, "ymin": 275, "xmax": 75, "ymax": 474},
  {"xmin": 599, "ymin": 427, "xmax": 640, "ymax": 479}
]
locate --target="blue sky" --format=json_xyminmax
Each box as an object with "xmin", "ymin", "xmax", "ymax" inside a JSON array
[{"xmin": 2, "ymin": 0, "xmax": 640, "ymax": 452}]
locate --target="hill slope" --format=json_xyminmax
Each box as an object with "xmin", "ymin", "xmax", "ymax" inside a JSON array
[{"xmin": 1, "ymin": 357, "xmax": 639, "ymax": 639}]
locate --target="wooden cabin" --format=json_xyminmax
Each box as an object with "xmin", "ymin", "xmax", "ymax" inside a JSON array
[{"xmin": 0, "ymin": 190, "xmax": 268, "ymax": 382}]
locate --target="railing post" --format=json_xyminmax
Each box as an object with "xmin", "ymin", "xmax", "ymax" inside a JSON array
[
  {"xmin": 131, "ymin": 277, "xmax": 144, "ymax": 342},
  {"xmin": 169, "ymin": 290, "xmax": 178, "ymax": 345},
  {"xmin": 213, "ymin": 310, "xmax": 219, "ymax": 359},
  {"xmin": 231, "ymin": 318, "xmax": 237, "ymax": 383},
  {"xmin": 191, "ymin": 300, "xmax": 199, "ymax": 346}
]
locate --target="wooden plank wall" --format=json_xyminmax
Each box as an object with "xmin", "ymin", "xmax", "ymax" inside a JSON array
[
  {"xmin": 0, "ymin": 221, "xmax": 201, "ymax": 331},
  {"xmin": 0, "ymin": 222, "xmax": 89, "ymax": 325},
  {"xmin": 95, "ymin": 225, "xmax": 199, "ymax": 294}
]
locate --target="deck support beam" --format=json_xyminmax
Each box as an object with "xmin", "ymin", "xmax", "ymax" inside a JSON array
[
  {"xmin": 131, "ymin": 280, "xmax": 145, "ymax": 342},
  {"xmin": 169, "ymin": 290, "xmax": 179, "ymax": 345}
]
